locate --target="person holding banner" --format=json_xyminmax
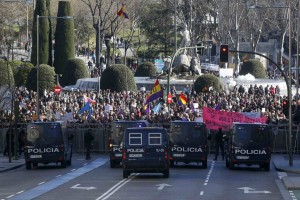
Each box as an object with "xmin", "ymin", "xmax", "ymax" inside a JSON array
[{"xmin": 214, "ymin": 127, "xmax": 225, "ymax": 161}]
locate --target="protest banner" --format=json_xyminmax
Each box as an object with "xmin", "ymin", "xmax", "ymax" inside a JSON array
[{"xmin": 202, "ymin": 107, "xmax": 266, "ymax": 131}]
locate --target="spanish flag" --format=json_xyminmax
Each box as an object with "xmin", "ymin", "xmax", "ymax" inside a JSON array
[
  {"xmin": 179, "ymin": 93, "xmax": 187, "ymax": 105},
  {"xmin": 117, "ymin": 4, "xmax": 129, "ymax": 19},
  {"xmin": 146, "ymin": 79, "xmax": 163, "ymax": 103}
]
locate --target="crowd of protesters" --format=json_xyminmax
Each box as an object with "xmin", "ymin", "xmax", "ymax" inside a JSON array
[{"xmin": 0, "ymin": 81, "xmax": 298, "ymax": 126}]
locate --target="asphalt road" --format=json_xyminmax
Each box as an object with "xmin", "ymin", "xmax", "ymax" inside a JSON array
[{"xmin": 0, "ymin": 154, "xmax": 296, "ymax": 200}]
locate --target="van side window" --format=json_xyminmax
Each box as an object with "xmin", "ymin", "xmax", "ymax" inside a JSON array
[
  {"xmin": 129, "ymin": 133, "xmax": 142, "ymax": 145},
  {"xmin": 149, "ymin": 133, "xmax": 162, "ymax": 145}
]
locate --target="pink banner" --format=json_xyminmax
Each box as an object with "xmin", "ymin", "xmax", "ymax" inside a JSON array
[{"xmin": 203, "ymin": 107, "xmax": 267, "ymax": 131}]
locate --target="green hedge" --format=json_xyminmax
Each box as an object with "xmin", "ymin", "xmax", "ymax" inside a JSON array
[
  {"xmin": 240, "ymin": 59, "xmax": 266, "ymax": 78},
  {"xmin": 194, "ymin": 74, "xmax": 221, "ymax": 93},
  {"xmin": 135, "ymin": 62, "xmax": 157, "ymax": 77},
  {"xmin": 100, "ymin": 64, "xmax": 137, "ymax": 92},
  {"xmin": 61, "ymin": 58, "xmax": 89, "ymax": 86}
]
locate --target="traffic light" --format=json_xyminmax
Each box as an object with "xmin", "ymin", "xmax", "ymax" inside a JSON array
[
  {"xmin": 220, "ymin": 44, "xmax": 229, "ymax": 63},
  {"xmin": 197, "ymin": 43, "xmax": 204, "ymax": 55}
]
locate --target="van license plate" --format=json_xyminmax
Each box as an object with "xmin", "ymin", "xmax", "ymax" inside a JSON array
[
  {"xmin": 129, "ymin": 154, "xmax": 142, "ymax": 158},
  {"xmin": 237, "ymin": 156, "xmax": 249, "ymax": 159},
  {"xmin": 115, "ymin": 153, "xmax": 122, "ymax": 157},
  {"xmin": 30, "ymin": 155, "xmax": 42, "ymax": 158},
  {"xmin": 173, "ymin": 153, "xmax": 185, "ymax": 157}
]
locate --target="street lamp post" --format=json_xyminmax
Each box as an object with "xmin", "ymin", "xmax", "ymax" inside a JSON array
[
  {"xmin": 36, "ymin": 15, "xmax": 72, "ymax": 120},
  {"xmin": 288, "ymin": 0, "xmax": 292, "ymax": 166},
  {"xmin": 249, "ymin": 3, "xmax": 292, "ymax": 166}
]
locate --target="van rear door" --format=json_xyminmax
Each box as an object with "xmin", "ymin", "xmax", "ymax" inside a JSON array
[
  {"xmin": 170, "ymin": 122, "xmax": 207, "ymax": 161},
  {"xmin": 233, "ymin": 125, "xmax": 271, "ymax": 161},
  {"xmin": 125, "ymin": 130, "xmax": 168, "ymax": 167}
]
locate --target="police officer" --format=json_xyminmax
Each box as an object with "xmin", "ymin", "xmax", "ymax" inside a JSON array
[
  {"xmin": 214, "ymin": 127, "xmax": 225, "ymax": 161},
  {"xmin": 84, "ymin": 128, "xmax": 94, "ymax": 160}
]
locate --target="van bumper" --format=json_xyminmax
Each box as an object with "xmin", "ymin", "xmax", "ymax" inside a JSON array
[{"xmin": 123, "ymin": 160, "xmax": 169, "ymax": 171}]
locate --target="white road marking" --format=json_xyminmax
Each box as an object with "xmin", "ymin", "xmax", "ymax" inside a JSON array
[
  {"xmin": 70, "ymin": 184, "xmax": 96, "ymax": 190},
  {"xmin": 238, "ymin": 187, "xmax": 271, "ymax": 194},
  {"xmin": 277, "ymin": 172, "xmax": 287, "ymax": 179},
  {"xmin": 200, "ymin": 191, "xmax": 204, "ymax": 195},
  {"xmin": 38, "ymin": 182, "xmax": 45, "ymax": 185},
  {"xmin": 16, "ymin": 191, "xmax": 24, "ymax": 194},
  {"xmin": 71, "ymin": 169, "xmax": 76, "ymax": 171},
  {"xmin": 56, "ymin": 175, "xmax": 61, "ymax": 177},
  {"xmin": 6, "ymin": 195, "xmax": 15, "ymax": 198},
  {"xmin": 10, "ymin": 158, "xmax": 108, "ymax": 200},
  {"xmin": 95, "ymin": 174, "xmax": 137, "ymax": 200},
  {"xmin": 156, "ymin": 183, "xmax": 172, "ymax": 190}
]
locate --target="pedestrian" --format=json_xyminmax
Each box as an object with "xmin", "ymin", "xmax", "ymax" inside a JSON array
[
  {"xmin": 91, "ymin": 51, "xmax": 96, "ymax": 64},
  {"xmin": 88, "ymin": 60, "xmax": 93, "ymax": 70},
  {"xmin": 84, "ymin": 128, "xmax": 94, "ymax": 160},
  {"xmin": 3, "ymin": 129, "xmax": 14, "ymax": 157},
  {"xmin": 214, "ymin": 127, "xmax": 225, "ymax": 161},
  {"xmin": 18, "ymin": 129, "xmax": 26, "ymax": 156}
]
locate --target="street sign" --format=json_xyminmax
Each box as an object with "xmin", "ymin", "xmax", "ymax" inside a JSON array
[{"xmin": 53, "ymin": 85, "xmax": 62, "ymax": 94}]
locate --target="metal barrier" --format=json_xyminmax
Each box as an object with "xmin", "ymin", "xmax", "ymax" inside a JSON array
[
  {"xmin": 66, "ymin": 123, "xmax": 110, "ymax": 153},
  {"xmin": 0, "ymin": 122, "xmax": 300, "ymax": 155}
]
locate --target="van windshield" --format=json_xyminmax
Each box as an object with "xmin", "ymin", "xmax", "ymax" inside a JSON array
[
  {"xmin": 26, "ymin": 123, "xmax": 63, "ymax": 146},
  {"xmin": 233, "ymin": 125, "xmax": 270, "ymax": 147},
  {"xmin": 170, "ymin": 123, "xmax": 207, "ymax": 145}
]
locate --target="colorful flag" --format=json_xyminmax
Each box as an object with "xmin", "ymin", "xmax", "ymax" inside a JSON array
[
  {"xmin": 78, "ymin": 102, "xmax": 92, "ymax": 114},
  {"xmin": 153, "ymin": 103, "xmax": 162, "ymax": 114},
  {"xmin": 117, "ymin": 4, "xmax": 129, "ymax": 19},
  {"xmin": 146, "ymin": 79, "xmax": 163, "ymax": 103},
  {"xmin": 144, "ymin": 103, "xmax": 150, "ymax": 114},
  {"xmin": 179, "ymin": 93, "xmax": 187, "ymax": 105}
]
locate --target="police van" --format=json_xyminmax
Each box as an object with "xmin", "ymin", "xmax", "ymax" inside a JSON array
[
  {"xmin": 225, "ymin": 123, "xmax": 272, "ymax": 171},
  {"xmin": 24, "ymin": 122, "xmax": 73, "ymax": 169},
  {"xmin": 109, "ymin": 120, "xmax": 149, "ymax": 168},
  {"xmin": 122, "ymin": 127, "xmax": 170, "ymax": 178},
  {"xmin": 169, "ymin": 121, "xmax": 209, "ymax": 168}
]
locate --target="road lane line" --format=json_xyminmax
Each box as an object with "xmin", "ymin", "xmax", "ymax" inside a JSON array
[
  {"xmin": 200, "ymin": 191, "xmax": 204, "ymax": 195},
  {"xmin": 95, "ymin": 173, "xmax": 137, "ymax": 200},
  {"xmin": 38, "ymin": 182, "xmax": 45, "ymax": 185},
  {"xmin": 9, "ymin": 158, "xmax": 108, "ymax": 200},
  {"xmin": 16, "ymin": 191, "xmax": 24, "ymax": 194}
]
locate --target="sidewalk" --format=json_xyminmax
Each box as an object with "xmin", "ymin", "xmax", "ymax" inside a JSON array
[
  {"xmin": 0, "ymin": 155, "xmax": 24, "ymax": 173},
  {"xmin": 273, "ymin": 154, "xmax": 300, "ymax": 190}
]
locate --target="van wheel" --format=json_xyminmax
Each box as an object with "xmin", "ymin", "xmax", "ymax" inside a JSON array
[
  {"xmin": 61, "ymin": 161, "xmax": 67, "ymax": 168},
  {"xmin": 123, "ymin": 170, "xmax": 129, "ymax": 178},
  {"xmin": 163, "ymin": 169, "xmax": 169, "ymax": 178},
  {"xmin": 264, "ymin": 162, "xmax": 270, "ymax": 171},
  {"xmin": 202, "ymin": 161, "xmax": 207, "ymax": 169},
  {"xmin": 229, "ymin": 160, "xmax": 234, "ymax": 170},
  {"xmin": 26, "ymin": 161, "xmax": 32, "ymax": 170},
  {"xmin": 110, "ymin": 160, "xmax": 116, "ymax": 168}
]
